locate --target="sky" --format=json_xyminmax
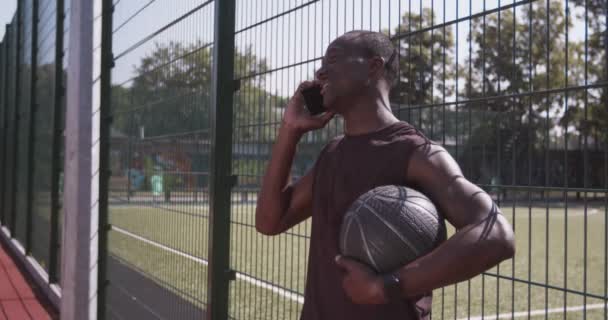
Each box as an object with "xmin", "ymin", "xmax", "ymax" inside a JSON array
[
  {"xmin": 0, "ymin": 0, "xmax": 17, "ymax": 39},
  {"xmin": 0, "ymin": 0, "xmax": 588, "ymax": 98},
  {"xmin": 110, "ymin": 0, "xmax": 587, "ymax": 98}
]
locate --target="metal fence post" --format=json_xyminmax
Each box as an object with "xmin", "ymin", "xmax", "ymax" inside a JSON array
[
  {"xmin": 0, "ymin": 24, "xmax": 10, "ymax": 229},
  {"xmin": 60, "ymin": 0, "xmax": 96, "ymax": 317},
  {"xmin": 98, "ymin": 0, "xmax": 113, "ymax": 317},
  {"xmin": 0, "ymin": 30, "xmax": 7, "ymax": 226},
  {"xmin": 10, "ymin": 0, "xmax": 23, "ymax": 236},
  {"xmin": 207, "ymin": 0, "xmax": 237, "ymax": 319},
  {"xmin": 49, "ymin": 0, "xmax": 66, "ymax": 285},
  {"xmin": 25, "ymin": 0, "xmax": 39, "ymax": 254}
]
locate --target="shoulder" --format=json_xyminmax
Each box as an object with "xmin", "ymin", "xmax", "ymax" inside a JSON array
[
  {"xmin": 392, "ymin": 121, "xmax": 434, "ymax": 146},
  {"xmin": 406, "ymin": 143, "xmax": 461, "ymax": 186},
  {"xmin": 391, "ymin": 122, "xmax": 448, "ymax": 181},
  {"xmin": 390, "ymin": 121, "xmax": 437, "ymax": 158}
]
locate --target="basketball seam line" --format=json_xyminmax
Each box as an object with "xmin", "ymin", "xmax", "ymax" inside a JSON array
[
  {"xmin": 361, "ymin": 202, "xmax": 421, "ymax": 257},
  {"xmin": 363, "ymin": 196, "xmax": 439, "ymax": 244},
  {"xmin": 375, "ymin": 193, "xmax": 439, "ymax": 221},
  {"xmin": 402, "ymin": 198, "xmax": 439, "ymax": 220},
  {"xmin": 402, "ymin": 204, "xmax": 439, "ymax": 239},
  {"xmin": 341, "ymin": 210, "xmax": 355, "ymax": 254},
  {"xmin": 354, "ymin": 214, "xmax": 380, "ymax": 272}
]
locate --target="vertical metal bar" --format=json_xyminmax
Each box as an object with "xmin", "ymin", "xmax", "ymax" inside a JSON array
[
  {"xmin": 252, "ymin": 1, "xmax": 260, "ymax": 315},
  {"xmin": 563, "ymin": 1, "xmax": 570, "ymax": 318},
  {"xmin": 264, "ymin": 3, "xmax": 273, "ymax": 316},
  {"xmin": 496, "ymin": 2, "xmax": 502, "ymax": 318},
  {"xmin": 0, "ymin": 41, "xmax": 3, "ymax": 225},
  {"xmin": 441, "ymin": 0, "xmax": 446, "ymax": 147},
  {"xmin": 60, "ymin": 0, "xmax": 96, "ymax": 316},
  {"xmin": 544, "ymin": 1, "xmax": 550, "ymax": 317},
  {"xmin": 455, "ymin": 0, "xmax": 459, "ymax": 158},
  {"xmin": 0, "ymin": 40, "xmax": 3, "ymax": 226},
  {"xmin": 207, "ymin": 0, "xmax": 236, "ymax": 318},
  {"xmin": 0, "ymin": 26, "xmax": 9, "ymax": 227},
  {"xmin": 467, "ymin": 0, "xmax": 473, "ymax": 317},
  {"xmin": 97, "ymin": 0, "xmax": 113, "ymax": 317},
  {"xmin": 454, "ymin": 2, "xmax": 459, "ymax": 318},
  {"xmin": 48, "ymin": 0, "xmax": 65, "ymax": 285},
  {"xmin": 25, "ymin": 0, "xmax": 39, "ymax": 254},
  {"xmin": 368, "ymin": 0, "xmax": 372, "ymax": 30},
  {"xmin": 429, "ymin": 0, "xmax": 434, "ymax": 140},
  {"xmin": 418, "ymin": 0, "xmax": 422, "ymax": 127},
  {"xmin": 238, "ymin": 5, "xmax": 246, "ymax": 318},
  {"xmin": 481, "ymin": 0, "xmax": 487, "ymax": 317},
  {"xmin": 0, "ymin": 38, "xmax": 4, "ymax": 227},
  {"xmin": 396, "ymin": 0, "xmax": 401, "ymax": 121},
  {"xmin": 2, "ymin": 24, "xmax": 10, "ymax": 231},
  {"xmin": 441, "ymin": 1, "xmax": 446, "ymax": 317},
  {"xmin": 527, "ymin": 2, "xmax": 533, "ymax": 319},
  {"xmin": 510, "ymin": 1, "xmax": 516, "ymax": 318},
  {"xmin": 583, "ymin": 0, "xmax": 589, "ymax": 317},
  {"xmin": 604, "ymin": 4, "xmax": 608, "ymax": 318},
  {"xmin": 126, "ymin": 102, "xmax": 132, "ymax": 203},
  {"xmin": 408, "ymin": 0, "xmax": 411, "ymax": 121},
  {"xmin": 10, "ymin": 0, "xmax": 23, "ymax": 236}
]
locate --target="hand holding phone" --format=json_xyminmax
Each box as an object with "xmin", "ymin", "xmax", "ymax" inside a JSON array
[
  {"xmin": 282, "ymin": 82, "xmax": 334, "ymax": 135},
  {"xmin": 301, "ymin": 85, "xmax": 327, "ymax": 116}
]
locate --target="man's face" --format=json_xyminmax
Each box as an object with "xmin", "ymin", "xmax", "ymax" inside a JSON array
[{"xmin": 315, "ymin": 38, "xmax": 370, "ymax": 112}]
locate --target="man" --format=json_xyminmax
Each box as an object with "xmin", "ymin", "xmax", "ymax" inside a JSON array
[{"xmin": 255, "ymin": 30, "xmax": 515, "ymax": 319}]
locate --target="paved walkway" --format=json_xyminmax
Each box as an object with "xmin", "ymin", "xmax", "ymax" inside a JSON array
[{"xmin": 0, "ymin": 242, "xmax": 57, "ymax": 319}]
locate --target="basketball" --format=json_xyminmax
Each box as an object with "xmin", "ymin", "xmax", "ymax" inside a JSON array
[{"xmin": 339, "ymin": 185, "xmax": 447, "ymax": 273}]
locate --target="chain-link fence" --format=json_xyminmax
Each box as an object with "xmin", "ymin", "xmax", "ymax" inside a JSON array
[{"xmin": 0, "ymin": 0, "xmax": 66, "ymax": 286}]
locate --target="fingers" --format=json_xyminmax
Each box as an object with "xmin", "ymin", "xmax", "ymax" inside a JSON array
[
  {"xmin": 296, "ymin": 80, "xmax": 315, "ymax": 93},
  {"xmin": 335, "ymin": 255, "xmax": 356, "ymax": 271},
  {"xmin": 300, "ymin": 110, "xmax": 334, "ymax": 129},
  {"xmin": 314, "ymin": 111, "xmax": 335, "ymax": 126},
  {"xmin": 320, "ymin": 111, "xmax": 335, "ymax": 121}
]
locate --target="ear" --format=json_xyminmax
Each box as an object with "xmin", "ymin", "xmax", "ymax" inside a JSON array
[{"xmin": 368, "ymin": 56, "xmax": 385, "ymax": 80}]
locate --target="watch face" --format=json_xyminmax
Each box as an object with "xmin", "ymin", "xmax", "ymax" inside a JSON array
[{"xmin": 383, "ymin": 273, "xmax": 402, "ymax": 302}]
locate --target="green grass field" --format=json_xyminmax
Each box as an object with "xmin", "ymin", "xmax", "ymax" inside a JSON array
[{"xmin": 107, "ymin": 200, "xmax": 608, "ymax": 319}]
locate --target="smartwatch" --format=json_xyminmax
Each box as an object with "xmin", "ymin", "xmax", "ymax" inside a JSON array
[{"xmin": 382, "ymin": 273, "xmax": 403, "ymax": 303}]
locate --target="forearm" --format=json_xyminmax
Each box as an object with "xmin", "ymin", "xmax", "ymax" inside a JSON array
[
  {"xmin": 255, "ymin": 124, "xmax": 302, "ymax": 232},
  {"xmin": 395, "ymin": 214, "xmax": 515, "ymax": 298}
]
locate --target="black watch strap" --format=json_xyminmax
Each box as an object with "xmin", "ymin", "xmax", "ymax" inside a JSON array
[{"xmin": 382, "ymin": 273, "xmax": 403, "ymax": 303}]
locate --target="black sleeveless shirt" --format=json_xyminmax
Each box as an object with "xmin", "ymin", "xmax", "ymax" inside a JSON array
[{"xmin": 301, "ymin": 121, "xmax": 433, "ymax": 320}]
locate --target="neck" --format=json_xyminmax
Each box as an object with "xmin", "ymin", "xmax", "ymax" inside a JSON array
[{"xmin": 340, "ymin": 88, "xmax": 400, "ymax": 136}]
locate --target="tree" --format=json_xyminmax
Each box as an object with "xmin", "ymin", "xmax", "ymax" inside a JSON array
[
  {"xmin": 388, "ymin": 7, "xmax": 456, "ymax": 138},
  {"xmin": 112, "ymin": 40, "xmax": 282, "ymax": 142},
  {"xmin": 459, "ymin": 1, "xmax": 589, "ymax": 186},
  {"xmin": 568, "ymin": 0, "xmax": 607, "ymax": 148},
  {"xmin": 110, "ymin": 41, "xmax": 286, "ymax": 190}
]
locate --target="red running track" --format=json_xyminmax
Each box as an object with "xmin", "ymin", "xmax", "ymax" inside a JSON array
[{"xmin": 0, "ymin": 242, "xmax": 57, "ymax": 319}]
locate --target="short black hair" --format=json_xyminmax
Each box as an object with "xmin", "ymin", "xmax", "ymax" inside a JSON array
[{"xmin": 340, "ymin": 30, "xmax": 398, "ymax": 87}]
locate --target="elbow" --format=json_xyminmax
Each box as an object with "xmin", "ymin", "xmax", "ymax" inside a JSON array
[
  {"xmin": 498, "ymin": 234, "xmax": 515, "ymax": 261},
  {"xmin": 492, "ymin": 216, "xmax": 516, "ymax": 262},
  {"xmin": 255, "ymin": 208, "xmax": 281, "ymax": 236},
  {"xmin": 256, "ymin": 223, "xmax": 280, "ymax": 236}
]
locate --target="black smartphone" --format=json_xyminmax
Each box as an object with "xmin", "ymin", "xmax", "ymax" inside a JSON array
[{"xmin": 301, "ymin": 85, "xmax": 327, "ymax": 116}]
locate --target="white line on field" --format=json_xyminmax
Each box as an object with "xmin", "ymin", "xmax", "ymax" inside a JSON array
[
  {"xmin": 460, "ymin": 303, "xmax": 607, "ymax": 320},
  {"xmin": 113, "ymin": 227, "xmax": 606, "ymax": 314},
  {"xmin": 112, "ymin": 226, "xmax": 210, "ymax": 266},
  {"xmin": 111, "ymin": 226, "xmax": 305, "ymax": 304}
]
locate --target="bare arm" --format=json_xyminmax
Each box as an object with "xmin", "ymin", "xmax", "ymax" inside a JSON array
[
  {"xmin": 255, "ymin": 125, "xmax": 315, "ymax": 235},
  {"xmin": 255, "ymin": 81, "xmax": 334, "ymax": 236},
  {"xmin": 394, "ymin": 144, "xmax": 515, "ymax": 297}
]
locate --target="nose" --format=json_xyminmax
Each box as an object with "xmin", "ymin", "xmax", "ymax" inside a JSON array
[{"xmin": 315, "ymin": 66, "xmax": 328, "ymax": 82}]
